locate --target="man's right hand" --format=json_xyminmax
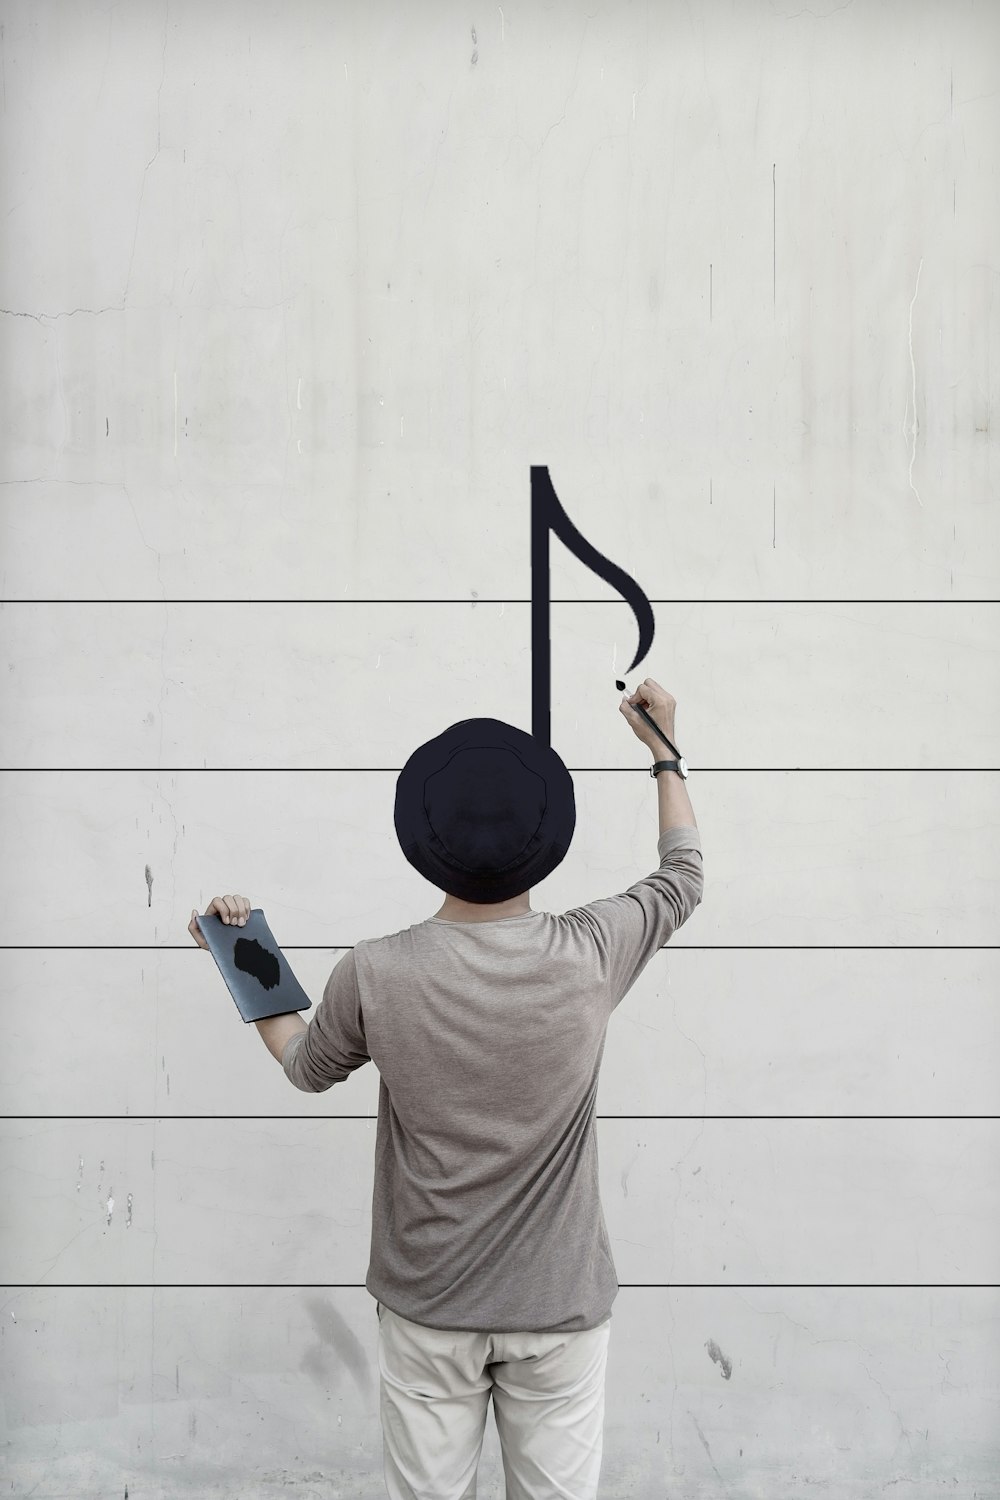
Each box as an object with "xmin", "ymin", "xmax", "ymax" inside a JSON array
[{"xmin": 619, "ymin": 677, "xmax": 677, "ymax": 754}]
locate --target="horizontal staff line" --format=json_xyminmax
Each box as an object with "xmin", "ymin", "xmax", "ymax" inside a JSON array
[
  {"xmin": 4, "ymin": 1115, "xmax": 996, "ymax": 1122},
  {"xmin": 3, "ymin": 942, "xmax": 995, "ymax": 954},
  {"xmin": 4, "ymin": 945, "xmax": 995, "ymax": 952},
  {"xmin": 4, "ymin": 1283, "xmax": 997, "ymax": 1290},
  {"xmin": 0, "ymin": 598, "xmax": 995, "ymax": 606},
  {"xmin": 1, "ymin": 767, "xmax": 995, "ymax": 774}
]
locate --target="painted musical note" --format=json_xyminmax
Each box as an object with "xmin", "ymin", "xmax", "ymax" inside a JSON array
[{"xmin": 530, "ymin": 465, "xmax": 656, "ymax": 748}]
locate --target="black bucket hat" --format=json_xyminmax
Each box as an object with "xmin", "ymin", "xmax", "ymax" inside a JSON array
[{"xmin": 394, "ymin": 717, "xmax": 576, "ymax": 905}]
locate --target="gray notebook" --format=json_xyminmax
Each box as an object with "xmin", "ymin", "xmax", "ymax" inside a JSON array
[{"xmin": 196, "ymin": 908, "xmax": 313, "ymax": 1023}]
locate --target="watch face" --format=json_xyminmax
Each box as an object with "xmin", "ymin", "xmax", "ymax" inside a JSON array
[{"xmin": 679, "ymin": 757, "xmax": 688, "ymax": 778}]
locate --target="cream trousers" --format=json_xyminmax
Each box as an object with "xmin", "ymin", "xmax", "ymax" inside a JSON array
[{"xmin": 375, "ymin": 1300, "xmax": 612, "ymax": 1500}]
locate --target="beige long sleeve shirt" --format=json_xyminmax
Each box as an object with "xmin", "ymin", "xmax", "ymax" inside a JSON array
[{"xmin": 282, "ymin": 824, "xmax": 704, "ymax": 1333}]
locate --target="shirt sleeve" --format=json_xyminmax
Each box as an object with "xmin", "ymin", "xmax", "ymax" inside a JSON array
[
  {"xmin": 569, "ymin": 825, "xmax": 704, "ymax": 1009},
  {"xmin": 281, "ymin": 949, "xmax": 371, "ymax": 1092}
]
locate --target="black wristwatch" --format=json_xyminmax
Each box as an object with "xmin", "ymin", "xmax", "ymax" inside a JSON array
[{"xmin": 648, "ymin": 730, "xmax": 689, "ymax": 780}]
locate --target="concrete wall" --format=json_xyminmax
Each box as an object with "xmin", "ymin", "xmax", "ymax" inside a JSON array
[{"xmin": 1, "ymin": 0, "xmax": 998, "ymax": 1494}]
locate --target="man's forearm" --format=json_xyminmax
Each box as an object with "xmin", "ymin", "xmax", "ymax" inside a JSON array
[
  {"xmin": 255, "ymin": 1011, "xmax": 308, "ymax": 1063},
  {"xmin": 655, "ymin": 747, "xmax": 697, "ymax": 834}
]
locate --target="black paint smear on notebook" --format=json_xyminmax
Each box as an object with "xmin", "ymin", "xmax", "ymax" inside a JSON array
[{"xmin": 234, "ymin": 936, "xmax": 280, "ymax": 991}]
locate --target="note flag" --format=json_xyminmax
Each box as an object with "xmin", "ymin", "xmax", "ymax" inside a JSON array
[{"xmin": 530, "ymin": 465, "xmax": 656, "ymax": 748}]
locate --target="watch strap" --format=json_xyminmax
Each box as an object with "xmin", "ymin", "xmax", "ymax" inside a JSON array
[{"xmin": 643, "ymin": 722, "xmax": 686, "ymax": 778}]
